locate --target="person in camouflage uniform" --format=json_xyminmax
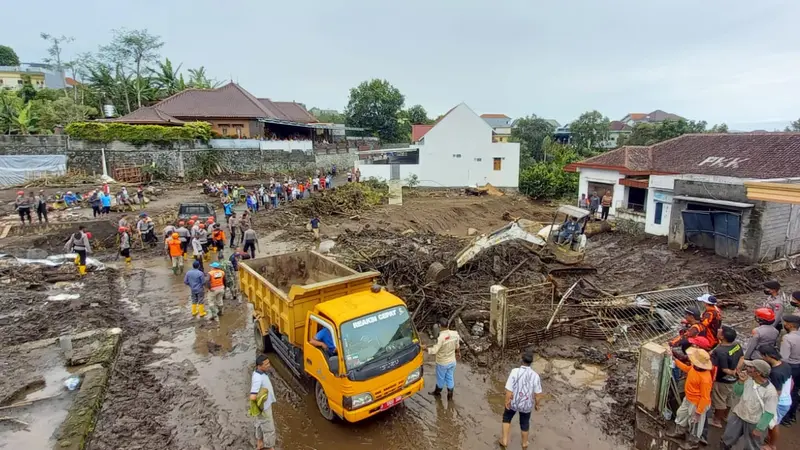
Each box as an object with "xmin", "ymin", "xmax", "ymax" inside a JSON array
[{"xmin": 219, "ymin": 251, "xmax": 239, "ymax": 302}]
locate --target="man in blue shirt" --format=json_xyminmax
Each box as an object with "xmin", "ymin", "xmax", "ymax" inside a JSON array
[
  {"xmin": 184, "ymin": 260, "xmax": 207, "ymax": 318},
  {"xmin": 310, "ymin": 216, "xmax": 321, "ymax": 240},
  {"xmin": 310, "ymin": 326, "xmax": 337, "ymax": 356},
  {"xmin": 557, "ymin": 216, "xmax": 581, "ymax": 245}
]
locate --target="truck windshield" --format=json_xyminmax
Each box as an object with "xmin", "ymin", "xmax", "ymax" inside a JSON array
[{"xmin": 340, "ymin": 306, "xmax": 416, "ymax": 371}]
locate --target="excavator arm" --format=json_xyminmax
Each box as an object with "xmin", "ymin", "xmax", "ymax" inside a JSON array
[{"xmin": 426, "ymin": 219, "xmax": 546, "ymax": 282}]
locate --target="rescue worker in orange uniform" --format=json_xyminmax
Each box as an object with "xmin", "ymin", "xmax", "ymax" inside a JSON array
[
  {"xmin": 211, "ymin": 224, "xmax": 226, "ymax": 259},
  {"xmin": 669, "ymin": 307, "xmax": 714, "ymax": 353},
  {"xmin": 697, "ymin": 294, "xmax": 722, "ymax": 348},
  {"xmin": 165, "ymin": 232, "xmax": 184, "ymax": 275},
  {"xmin": 206, "ymin": 262, "xmax": 226, "ymax": 321}
]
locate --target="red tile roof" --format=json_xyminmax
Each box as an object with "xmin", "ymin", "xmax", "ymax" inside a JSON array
[
  {"xmin": 626, "ymin": 113, "xmax": 647, "ymax": 121},
  {"xmin": 480, "ymin": 113, "xmax": 510, "ymax": 119},
  {"xmin": 609, "ymin": 120, "xmax": 632, "ymax": 131},
  {"xmin": 65, "ymin": 77, "xmax": 79, "ymax": 87},
  {"xmin": 269, "ymin": 101, "xmax": 318, "ymax": 123},
  {"xmin": 412, "ymin": 125, "xmax": 434, "ymax": 142},
  {"xmin": 106, "ymin": 106, "xmax": 185, "ymax": 126},
  {"xmin": 567, "ymin": 133, "xmax": 800, "ymax": 179},
  {"xmin": 153, "ymin": 82, "xmax": 277, "ymax": 119}
]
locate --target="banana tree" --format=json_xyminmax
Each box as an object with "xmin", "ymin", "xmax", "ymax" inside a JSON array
[{"xmin": 11, "ymin": 103, "xmax": 39, "ymax": 135}]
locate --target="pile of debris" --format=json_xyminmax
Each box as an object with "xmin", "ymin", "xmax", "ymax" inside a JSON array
[
  {"xmin": 333, "ymin": 228, "xmax": 548, "ymax": 328},
  {"xmin": 293, "ymin": 181, "xmax": 388, "ymax": 217}
]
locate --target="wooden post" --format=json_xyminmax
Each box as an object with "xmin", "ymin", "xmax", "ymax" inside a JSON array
[{"xmin": 489, "ymin": 285, "xmax": 508, "ymax": 348}]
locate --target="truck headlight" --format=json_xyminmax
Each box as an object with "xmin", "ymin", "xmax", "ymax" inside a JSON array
[
  {"xmin": 405, "ymin": 367, "xmax": 422, "ymax": 386},
  {"xmin": 343, "ymin": 392, "xmax": 373, "ymax": 410}
]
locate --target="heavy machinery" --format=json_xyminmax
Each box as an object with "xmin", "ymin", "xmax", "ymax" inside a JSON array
[
  {"xmin": 239, "ymin": 250, "xmax": 424, "ymax": 423},
  {"xmin": 426, "ymin": 205, "xmax": 593, "ymax": 282}
]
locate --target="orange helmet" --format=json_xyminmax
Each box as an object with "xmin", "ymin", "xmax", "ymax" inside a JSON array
[
  {"xmin": 188, "ymin": 220, "xmax": 195, "ymax": 226},
  {"xmin": 191, "ymin": 215, "xmax": 199, "ymax": 220},
  {"xmin": 17, "ymin": 190, "xmax": 24, "ymax": 195},
  {"xmin": 118, "ymin": 227, "xmax": 127, "ymax": 233},
  {"xmin": 178, "ymin": 220, "xmax": 185, "ymax": 226},
  {"xmin": 755, "ymin": 307, "xmax": 775, "ymax": 323},
  {"xmin": 85, "ymin": 232, "xmax": 93, "ymax": 239},
  {"xmin": 199, "ymin": 223, "xmax": 205, "ymax": 229},
  {"xmin": 207, "ymin": 217, "xmax": 214, "ymax": 223},
  {"xmin": 171, "ymin": 232, "xmax": 179, "ymax": 239}
]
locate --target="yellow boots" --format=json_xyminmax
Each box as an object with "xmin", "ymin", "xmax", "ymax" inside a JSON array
[
  {"xmin": 197, "ymin": 304, "xmax": 207, "ymax": 317},
  {"xmin": 125, "ymin": 257, "xmax": 132, "ymax": 267},
  {"xmin": 78, "ymin": 265, "xmax": 87, "ymax": 276},
  {"xmin": 191, "ymin": 304, "xmax": 198, "ymax": 316}
]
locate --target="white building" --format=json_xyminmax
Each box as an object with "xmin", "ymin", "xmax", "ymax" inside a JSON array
[
  {"xmin": 358, "ymin": 103, "xmax": 520, "ymax": 188},
  {"xmin": 566, "ymin": 133, "xmax": 800, "ymax": 263}
]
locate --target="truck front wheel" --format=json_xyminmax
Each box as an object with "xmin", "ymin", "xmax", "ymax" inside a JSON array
[
  {"xmin": 315, "ymin": 381, "xmax": 335, "ymax": 421},
  {"xmin": 253, "ymin": 320, "xmax": 272, "ymax": 354}
]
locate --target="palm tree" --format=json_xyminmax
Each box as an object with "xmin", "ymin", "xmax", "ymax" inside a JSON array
[
  {"xmin": 11, "ymin": 103, "xmax": 39, "ymax": 135},
  {"xmin": 151, "ymin": 58, "xmax": 186, "ymax": 97},
  {"xmin": 187, "ymin": 67, "xmax": 222, "ymax": 89}
]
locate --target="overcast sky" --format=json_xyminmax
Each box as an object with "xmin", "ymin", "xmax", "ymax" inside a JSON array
[{"xmin": 4, "ymin": 0, "xmax": 799, "ymax": 130}]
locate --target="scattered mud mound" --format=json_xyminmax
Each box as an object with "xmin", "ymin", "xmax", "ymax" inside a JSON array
[
  {"xmin": 0, "ymin": 264, "xmax": 124, "ymax": 347},
  {"xmin": 601, "ymin": 352, "xmax": 637, "ymax": 440}
]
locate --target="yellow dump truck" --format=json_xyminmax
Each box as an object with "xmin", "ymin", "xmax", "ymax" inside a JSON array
[{"xmin": 239, "ymin": 250, "xmax": 424, "ymax": 422}]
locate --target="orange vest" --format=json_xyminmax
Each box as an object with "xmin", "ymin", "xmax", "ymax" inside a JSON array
[
  {"xmin": 212, "ymin": 230, "xmax": 225, "ymax": 241},
  {"xmin": 208, "ymin": 269, "xmax": 225, "ymax": 289},
  {"xmin": 166, "ymin": 238, "xmax": 183, "ymax": 257}
]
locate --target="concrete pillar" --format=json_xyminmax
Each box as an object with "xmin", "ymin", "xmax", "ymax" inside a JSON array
[
  {"xmin": 489, "ymin": 285, "xmax": 508, "ymax": 348},
  {"xmin": 636, "ymin": 342, "xmax": 669, "ymax": 413}
]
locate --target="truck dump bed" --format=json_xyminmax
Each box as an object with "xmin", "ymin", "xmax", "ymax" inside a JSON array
[{"xmin": 240, "ymin": 251, "xmax": 380, "ymax": 347}]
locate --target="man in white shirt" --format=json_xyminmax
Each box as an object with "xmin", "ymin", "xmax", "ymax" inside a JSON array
[
  {"xmin": 422, "ymin": 317, "xmax": 461, "ymax": 400},
  {"xmin": 500, "ymin": 351, "xmax": 543, "ymax": 449},
  {"xmin": 249, "ymin": 354, "xmax": 277, "ymax": 450}
]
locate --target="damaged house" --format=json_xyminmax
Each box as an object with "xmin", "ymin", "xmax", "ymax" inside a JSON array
[{"xmin": 566, "ymin": 133, "xmax": 800, "ymax": 263}]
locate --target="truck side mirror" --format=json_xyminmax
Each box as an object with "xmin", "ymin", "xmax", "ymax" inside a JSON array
[{"xmin": 327, "ymin": 355, "xmax": 339, "ymax": 374}]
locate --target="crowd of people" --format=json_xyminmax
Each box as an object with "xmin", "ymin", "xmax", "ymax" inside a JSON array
[
  {"xmin": 665, "ymin": 283, "xmax": 800, "ymax": 449},
  {"xmin": 578, "ymin": 190, "xmax": 614, "ymax": 221}
]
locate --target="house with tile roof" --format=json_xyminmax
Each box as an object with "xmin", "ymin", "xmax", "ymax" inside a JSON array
[
  {"xmin": 480, "ymin": 114, "xmax": 513, "ymax": 142},
  {"xmin": 566, "ymin": 133, "xmax": 800, "ymax": 262},
  {"xmin": 601, "ymin": 120, "xmax": 633, "ymax": 148},
  {"xmin": 110, "ymin": 82, "xmax": 322, "ymax": 140},
  {"xmin": 359, "ymin": 103, "xmax": 520, "ymax": 188},
  {"xmin": 621, "ymin": 110, "xmax": 684, "ymax": 127}
]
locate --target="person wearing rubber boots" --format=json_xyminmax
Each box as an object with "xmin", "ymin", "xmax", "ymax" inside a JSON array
[
  {"xmin": 119, "ymin": 226, "xmax": 132, "ymax": 267},
  {"xmin": 197, "ymin": 223, "xmax": 210, "ymax": 262},
  {"xmin": 64, "ymin": 225, "xmax": 92, "ymax": 276},
  {"xmin": 207, "ymin": 262, "xmax": 226, "ymax": 321},
  {"xmin": 211, "ymin": 224, "xmax": 226, "ymax": 259},
  {"xmin": 422, "ymin": 317, "xmax": 461, "ymax": 400},
  {"xmin": 184, "ymin": 260, "xmax": 206, "ymax": 318},
  {"xmin": 165, "ymin": 232, "xmax": 184, "ymax": 275}
]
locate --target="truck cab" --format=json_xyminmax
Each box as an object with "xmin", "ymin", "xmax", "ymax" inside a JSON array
[
  {"xmin": 177, "ymin": 202, "xmax": 217, "ymax": 223},
  {"xmin": 240, "ymin": 251, "xmax": 424, "ymax": 422}
]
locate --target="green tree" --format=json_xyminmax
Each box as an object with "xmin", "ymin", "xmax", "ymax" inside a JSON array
[
  {"xmin": 312, "ymin": 109, "xmax": 345, "ymax": 124},
  {"xmin": 17, "ymin": 75, "xmax": 38, "ymax": 103},
  {"xmin": 0, "ymin": 91, "xmax": 24, "ymax": 134},
  {"xmin": 519, "ymin": 138, "xmax": 580, "ymax": 199},
  {"xmin": 9, "ymin": 102, "xmax": 39, "ymax": 135},
  {"xmin": 404, "ymin": 104, "xmax": 432, "ymax": 124},
  {"xmin": 102, "ymin": 28, "xmax": 163, "ymax": 109},
  {"xmin": 709, "ymin": 123, "xmax": 728, "ymax": 133},
  {"xmin": 511, "ymin": 115, "xmax": 556, "ymax": 166},
  {"xmin": 187, "ymin": 67, "xmax": 221, "ymax": 89},
  {"xmin": 785, "ymin": 119, "xmax": 800, "ymax": 132},
  {"xmin": 151, "ymin": 58, "xmax": 186, "ymax": 96},
  {"xmin": 569, "ymin": 110, "xmax": 610, "ymax": 153},
  {"xmin": 32, "ymin": 96, "xmax": 97, "ymax": 132},
  {"xmin": 622, "ymin": 119, "xmax": 708, "ymax": 146},
  {"xmin": 0, "ymin": 45, "xmax": 20, "ymax": 66},
  {"xmin": 345, "ymin": 79, "xmax": 406, "ymax": 142}
]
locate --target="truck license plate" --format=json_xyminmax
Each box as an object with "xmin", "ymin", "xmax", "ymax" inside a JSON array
[{"xmin": 379, "ymin": 396, "xmax": 403, "ymax": 411}]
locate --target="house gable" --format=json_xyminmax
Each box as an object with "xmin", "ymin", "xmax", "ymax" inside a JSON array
[{"xmin": 423, "ymin": 103, "xmax": 495, "ymax": 147}]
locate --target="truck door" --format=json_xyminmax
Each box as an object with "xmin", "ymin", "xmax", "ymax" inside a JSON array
[{"xmin": 304, "ymin": 314, "xmax": 343, "ymax": 413}]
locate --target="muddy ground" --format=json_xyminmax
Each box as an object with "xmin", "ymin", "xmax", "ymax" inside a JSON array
[{"xmin": 1, "ymin": 183, "xmax": 799, "ymax": 449}]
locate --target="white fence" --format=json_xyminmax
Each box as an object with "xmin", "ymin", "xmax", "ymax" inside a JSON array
[{"xmin": 209, "ymin": 139, "xmax": 313, "ymax": 152}]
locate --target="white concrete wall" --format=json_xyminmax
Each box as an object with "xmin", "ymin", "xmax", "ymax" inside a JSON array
[
  {"xmin": 209, "ymin": 139, "xmax": 313, "ymax": 152},
  {"xmin": 356, "ymin": 164, "xmax": 420, "ymax": 183},
  {"xmin": 415, "ymin": 103, "xmax": 520, "ymax": 187},
  {"xmin": 577, "ymin": 167, "xmax": 625, "ymax": 216}
]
